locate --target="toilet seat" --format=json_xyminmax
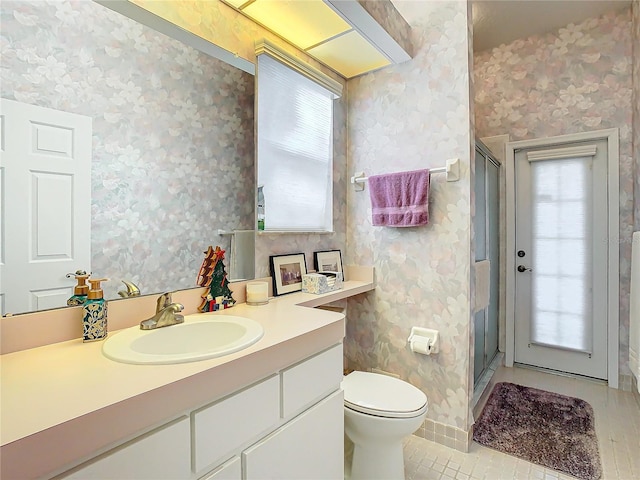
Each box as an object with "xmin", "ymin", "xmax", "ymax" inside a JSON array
[{"xmin": 342, "ymin": 371, "xmax": 428, "ymax": 419}]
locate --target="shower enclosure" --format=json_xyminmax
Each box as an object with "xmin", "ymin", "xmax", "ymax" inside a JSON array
[{"xmin": 474, "ymin": 141, "xmax": 501, "ymax": 384}]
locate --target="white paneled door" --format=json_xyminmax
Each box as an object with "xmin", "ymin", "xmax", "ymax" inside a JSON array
[
  {"xmin": 0, "ymin": 99, "xmax": 92, "ymax": 314},
  {"xmin": 514, "ymin": 138, "xmax": 608, "ymax": 380}
]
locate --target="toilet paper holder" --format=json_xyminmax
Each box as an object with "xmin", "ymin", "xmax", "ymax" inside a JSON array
[{"xmin": 407, "ymin": 327, "xmax": 439, "ymax": 355}]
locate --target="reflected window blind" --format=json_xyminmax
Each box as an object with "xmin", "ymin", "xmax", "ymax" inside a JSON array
[{"xmin": 256, "ymin": 53, "xmax": 334, "ymax": 231}]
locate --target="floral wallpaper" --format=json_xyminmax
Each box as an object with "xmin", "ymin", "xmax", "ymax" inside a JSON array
[
  {"xmin": 346, "ymin": 1, "xmax": 474, "ymax": 434},
  {"xmin": 128, "ymin": 0, "xmax": 349, "ymax": 281},
  {"xmin": 466, "ymin": 0, "xmax": 477, "ymax": 429},
  {"xmin": 358, "ymin": 0, "xmax": 413, "ymax": 57},
  {"xmin": 633, "ymin": 0, "xmax": 640, "ymax": 233},
  {"xmin": 474, "ymin": 8, "xmax": 634, "ymax": 376},
  {"xmin": 1, "ymin": 0, "xmax": 255, "ymax": 301}
]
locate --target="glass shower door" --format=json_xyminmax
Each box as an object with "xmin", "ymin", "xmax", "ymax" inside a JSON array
[{"xmin": 474, "ymin": 144, "xmax": 500, "ymax": 383}]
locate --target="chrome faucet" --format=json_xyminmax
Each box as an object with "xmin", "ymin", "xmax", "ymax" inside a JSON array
[{"xmin": 140, "ymin": 292, "xmax": 185, "ymax": 330}]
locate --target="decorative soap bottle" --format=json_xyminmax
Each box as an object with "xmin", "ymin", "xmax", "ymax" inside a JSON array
[
  {"xmin": 83, "ymin": 278, "xmax": 108, "ymax": 342},
  {"xmin": 66, "ymin": 270, "xmax": 90, "ymax": 306}
]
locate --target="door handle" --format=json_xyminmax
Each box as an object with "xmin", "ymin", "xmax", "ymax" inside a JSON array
[{"xmin": 517, "ymin": 265, "xmax": 532, "ymax": 273}]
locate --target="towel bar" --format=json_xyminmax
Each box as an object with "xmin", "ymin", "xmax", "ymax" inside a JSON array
[{"xmin": 351, "ymin": 158, "xmax": 460, "ymax": 191}]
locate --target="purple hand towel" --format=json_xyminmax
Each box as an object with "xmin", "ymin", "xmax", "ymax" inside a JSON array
[{"xmin": 368, "ymin": 169, "xmax": 430, "ymax": 227}]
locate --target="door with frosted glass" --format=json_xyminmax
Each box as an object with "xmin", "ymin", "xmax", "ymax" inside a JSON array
[{"xmin": 514, "ymin": 139, "xmax": 608, "ymax": 379}]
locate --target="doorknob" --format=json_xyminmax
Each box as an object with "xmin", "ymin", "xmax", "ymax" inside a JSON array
[{"xmin": 517, "ymin": 265, "xmax": 532, "ymax": 273}]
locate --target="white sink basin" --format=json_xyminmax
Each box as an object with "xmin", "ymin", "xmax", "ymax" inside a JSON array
[{"xmin": 102, "ymin": 315, "xmax": 264, "ymax": 365}]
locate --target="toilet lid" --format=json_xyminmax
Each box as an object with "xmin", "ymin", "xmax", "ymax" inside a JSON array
[{"xmin": 342, "ymin": 371, "xmax": 428, "ymax": 419}]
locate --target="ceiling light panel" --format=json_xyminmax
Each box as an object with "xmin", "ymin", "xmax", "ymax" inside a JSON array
[
  {"xmin": 223, "ymin": 0, "xmax": 248, "ymax": 8},
  {"xmin": 242, "ymin": 0, "xmax": 351, "ymax": 50},
  {"xmin": 307, "ymin": 30, "xmax": 390, "ymax": 78}
]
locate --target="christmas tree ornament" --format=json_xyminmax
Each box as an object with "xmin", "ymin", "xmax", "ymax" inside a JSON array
[{"xmin": 197, "ymin": 246, "xmax": 236, "ymax": 312}]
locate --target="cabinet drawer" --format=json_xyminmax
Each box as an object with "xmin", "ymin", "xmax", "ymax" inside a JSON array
[
  {"xmin": 60, "ymin": 417, "xmax": 190, "ymax": 480},
  {"xmin": 193, "ymin": 375, "xmax": 279, "ymax": 474},
  {"xmin": 281, "ymin": 344, "xmax": 343, "ymax": 419},
  {"xmin": 243, "ymin": 391, "xmax": 344, "ymax": 480}
]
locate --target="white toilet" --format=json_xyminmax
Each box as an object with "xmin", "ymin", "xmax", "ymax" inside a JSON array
[{"xmin": 342, "ymin": 371, "xmax": 428, "ymax": 480}]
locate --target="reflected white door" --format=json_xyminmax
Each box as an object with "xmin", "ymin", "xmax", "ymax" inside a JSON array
[
  {"xmin": 0, "ymin": 99, "xmax": 92, "ymax": 314},
  {"xmin": 514, "ymin": 139, "xmax": 608, "ymax": 379}
]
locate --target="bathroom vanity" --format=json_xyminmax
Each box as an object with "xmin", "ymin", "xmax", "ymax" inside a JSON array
[
  {"xmin": 61, "ymin": 345, "xmax": 344, "ymax": 480},
  {"xmin": 0, "ymin": 270, "xmax": 374, "ymax": 479}
]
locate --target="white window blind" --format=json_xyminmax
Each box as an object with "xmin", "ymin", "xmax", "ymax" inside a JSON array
[
  {"xmin": 530, "ymin": 156, "xmax": 593, "ymax": 352},
  {"xmin": 256, "ymin": 51, "xmax": 336, "ymax": 232}
]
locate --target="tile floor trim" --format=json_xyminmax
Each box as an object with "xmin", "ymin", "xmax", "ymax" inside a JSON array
[
  {"xmin": 619, "ymin": 372, "xmax": 634, "ymax": 392},
  {"xmin": 632, "ymin": 375, "xmax": 640, "ymax": 408},
  {"xmin": 414, "ymin": 419, "xmax": 471, "ymax": 453}
]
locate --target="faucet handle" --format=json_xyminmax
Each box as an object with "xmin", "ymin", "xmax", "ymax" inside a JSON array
[
  {"xmin": 156, "ymin": 292, "xmax": 173, "ymax": 312},
  {"xmin": 118, "ymin": 280, "xmax": 141, "ymax": 298}
]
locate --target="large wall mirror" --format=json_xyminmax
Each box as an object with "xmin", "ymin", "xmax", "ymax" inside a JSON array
[{"xmin": 1, "ymin": 0, "xmax": 255, "ymax": 315}]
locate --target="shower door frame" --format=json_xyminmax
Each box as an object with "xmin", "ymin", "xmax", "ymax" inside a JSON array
[
  {"xmin": 474, "ymin": 141, "xmax": 501, "ymax": 384},
  {"xmin": 504, "ymin": 128, "xmax": 620, "ymax": 388}
]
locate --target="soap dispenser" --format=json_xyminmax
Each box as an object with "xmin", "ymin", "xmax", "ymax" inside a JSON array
[
  {"xmin": 66, "ymin": 270, "xmax": 90, "ymax": 306},
  {"xmin": 83, "ymin": 278, "xmax": 108, "ymax": 342}
]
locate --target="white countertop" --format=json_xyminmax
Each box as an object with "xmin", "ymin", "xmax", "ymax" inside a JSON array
[{"xmin": 0, "ymin": 277, "xmax": 373, "ymax": 479}]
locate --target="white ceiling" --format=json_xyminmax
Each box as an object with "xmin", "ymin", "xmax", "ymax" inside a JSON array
[{"xmin": 392, "ymin": 0, "xmax": 631, "ymax": 52}]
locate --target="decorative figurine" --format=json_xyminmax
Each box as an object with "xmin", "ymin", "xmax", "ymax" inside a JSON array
[{"xmin": 197, "ymin": 246, "xmax": 236, "ymax": 312}]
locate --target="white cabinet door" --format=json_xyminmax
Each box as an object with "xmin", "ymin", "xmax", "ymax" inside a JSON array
[
  {"xmin": 200, "ymin": 456, "xmax": 241, "ymax": 480},
  {"xmin": 243, "ymin": 391, "xmax": 343, "ymax": 480},
  {"xmin": 60, "ymin": 417, "xmax": 190, "ymax": 480},
  {"xmin": 281, "ymin": 344, "xmax": 343, "ymax": 419},
  {"xmin": 193, "ymin": 375, "xmax": 279, "ymax": 474}
]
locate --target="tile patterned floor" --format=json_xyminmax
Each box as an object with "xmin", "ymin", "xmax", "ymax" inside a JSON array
[{"xmin": 403, "ymin": 365, "xmax": 640, "ymax": 480}]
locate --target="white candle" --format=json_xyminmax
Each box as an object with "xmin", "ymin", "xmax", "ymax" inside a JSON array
[{"xmin": 246, "ymin": 282, "xmax": 268, "ymax": 304}]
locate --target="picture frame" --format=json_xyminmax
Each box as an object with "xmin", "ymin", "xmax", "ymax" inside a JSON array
[
  {"xmin": 313, "ymin": 249, "xmax": 343, "ymax": 276},
  {"xmin": 269, "ymin": 253, "xmax": 307, "ymax": 296}
]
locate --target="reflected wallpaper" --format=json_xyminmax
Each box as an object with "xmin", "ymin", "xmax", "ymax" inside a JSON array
[{"xmin": 1, "ymin": 0, "xmax": 255, "ymax": 300}]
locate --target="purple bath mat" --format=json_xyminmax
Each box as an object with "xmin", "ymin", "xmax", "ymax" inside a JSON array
[{"xmin": 473, "ymin": 382, "xmax": 602, "ymax": 480}]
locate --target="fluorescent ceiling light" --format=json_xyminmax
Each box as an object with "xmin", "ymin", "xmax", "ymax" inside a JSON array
[
  {"xmin": 242, "ymin": 0, "xmax": 351, "ymax": 50},
  {"xmin": 221, "ymin": 0, "xmax": 409, "ymax": 78},
  {"xmin": 307, "ymin": 30, "xmax": 390, "ymax": 78},
  {"xmin": 223, "ymin": 0, "xmax": 247, "ymax": 8}
]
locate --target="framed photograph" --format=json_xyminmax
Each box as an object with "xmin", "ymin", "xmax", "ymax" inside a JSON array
[
  {"xmin": 314, "ymin": 249, "xmax": 343, "ymax": 276},
  {"xmin": 269, "ymin": 253, "xmax": 307, "ymax": 296}
]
